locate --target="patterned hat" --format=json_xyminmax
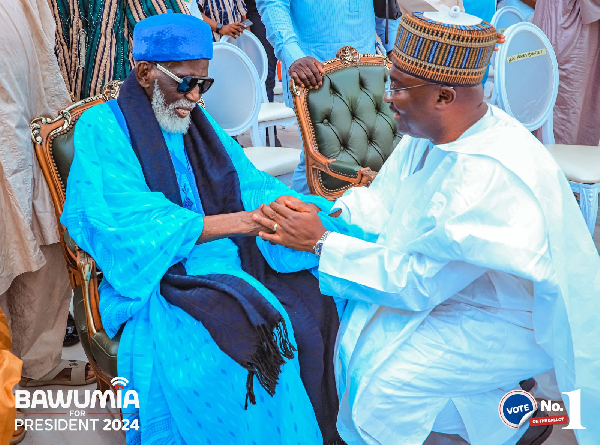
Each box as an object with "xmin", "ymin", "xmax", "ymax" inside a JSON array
[{"xmin": 391, "ymin": 8, "xmax": 498, "ymax": 86}]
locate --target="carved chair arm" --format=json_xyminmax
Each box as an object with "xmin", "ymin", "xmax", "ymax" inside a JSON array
[
  {"xmin": 76, "ymin": 249, "xmax": 103, "ymax": 339},
  {"xmin": 309, "ymin": 152, "xmax": 378, "ymax": 186}
]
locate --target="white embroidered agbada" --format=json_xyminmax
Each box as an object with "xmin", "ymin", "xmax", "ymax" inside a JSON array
[{"xmin": 318, "ymin": 105, "xmax": 600, "ymax": 445}]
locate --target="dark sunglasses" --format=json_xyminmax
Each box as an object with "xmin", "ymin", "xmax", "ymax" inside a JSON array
[{"xmin": 154, "ymin": 62, "xmax": 214, "ymax": 94}]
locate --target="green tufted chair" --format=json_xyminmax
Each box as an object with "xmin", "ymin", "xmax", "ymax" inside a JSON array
[
  {"xmin": 292, "ymin": 46, "xmax": 402, "ymax": 199},
  {"xmin": 30, "ymin": 82, "xmax": 122, "ymax": 393}
]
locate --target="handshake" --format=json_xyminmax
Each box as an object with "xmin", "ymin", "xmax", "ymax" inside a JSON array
[{"xmin": 250, "ymin": 195, "xmax": 332, "ymax": 253}]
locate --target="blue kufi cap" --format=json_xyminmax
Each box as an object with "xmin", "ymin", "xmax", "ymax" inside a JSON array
[{"xmin": 133, "ymin": 11, "xmax": 213, "ymax": 62}]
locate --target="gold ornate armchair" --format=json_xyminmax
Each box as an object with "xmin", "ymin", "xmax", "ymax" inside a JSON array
[
  {"xmin": 30, "ymin": 82, "xmax": 122, "ymax": 392},
  {"xmin": 292, "ymin": 46, "xmax": 402, "ymax": 200}
]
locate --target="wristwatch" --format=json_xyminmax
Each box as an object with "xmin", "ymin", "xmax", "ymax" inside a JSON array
[
  {"xmin": 216, "ymin": 23, "xmax": 223, "ymax": 35},
  {"xmin": 313, "ymin": 231, "xmax": 331, "ymax": 258}
]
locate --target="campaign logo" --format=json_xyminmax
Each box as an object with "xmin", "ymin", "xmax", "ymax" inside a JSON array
[
  {"xmin": 15, "ymin": 376, "xmax": 140, "ymax": 433},
  {"xmin": 499, "ymin": 388, "xmax": 586, "ymax": 430},
  {"xmin": 498, "ymin": 390, "xmax": 537, "ymax": 429}
]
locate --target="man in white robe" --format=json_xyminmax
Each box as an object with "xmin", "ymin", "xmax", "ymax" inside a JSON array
[{"xmin": 255, "ymin": 9, "xmax": 600, "ymax": 445}]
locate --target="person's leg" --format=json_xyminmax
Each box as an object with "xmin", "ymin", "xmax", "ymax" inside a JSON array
[
  {"xmin": 0, "ymin": 307, "xmax": 22, "ymax": 445},
  {"xmin": 375, "ymin": 17, "xmax": 401, "ymax": 54},
  {"xmin": 63, "ymin": 311, "xmax": 80, "ymax": 346},
  {"xmin": 2, "ymin": 243, "xmax": 92, "ymax": 384},
  {"xmin": 339, "ymin": 304, "xmax": 554, "ymax": 445},
  {"xmin": 291, "ymin": 143, "xmax": 311, "ymax": 195}
]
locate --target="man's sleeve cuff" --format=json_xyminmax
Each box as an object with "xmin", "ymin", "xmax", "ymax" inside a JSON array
[
  {"xmin": 318, "ymin": 232, "xmax": 349, "ymax": 275},
  {"xmin": 282, "ymin": 44, "xmax": 306, "ymax": 70}
]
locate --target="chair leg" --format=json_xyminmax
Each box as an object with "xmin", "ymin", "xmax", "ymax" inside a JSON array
[
  {"xmin": 96, "ymin": 373, "xmax": 112, "ymax": 392},
  {"xmin": 571, "ymin": 181, "xmax": 599, "ymax": 236},
  {"xmin": 267, "ymin": 125, "xmax": 276, "ymax": 147},
  {"xmin": 580, "ymin": 185, "xmax": 599, "ymax": 236},
  {"xmin": 250, "ymin": 123, "xmax": 265, "ymax": 147}
]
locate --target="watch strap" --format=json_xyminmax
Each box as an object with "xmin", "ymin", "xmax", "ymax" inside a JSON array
[{"xmin": 313, "ymin": 231, "xmax": 331, "ymax": 258}]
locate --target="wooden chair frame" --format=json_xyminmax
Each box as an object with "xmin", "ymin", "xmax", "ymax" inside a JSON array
[
  {"xmin": 30, "ymin": 81, "xmax": 121, "ymax": 392},
  {"xmin": 291, "ymin": 46, "xmax": 392, "ymax": 200}
]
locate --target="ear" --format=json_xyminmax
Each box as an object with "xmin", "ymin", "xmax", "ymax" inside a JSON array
[
  {"xmin": 135, "ymin": 61, "xmax": 153, "ymax": 88},
  {"xmin": 436, "ymin": 86, "xmax": 456, "ymax": 108}
]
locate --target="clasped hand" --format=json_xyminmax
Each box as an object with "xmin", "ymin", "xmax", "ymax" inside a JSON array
[{"xmin": 252, "ymin": 196, "xmax": 327, "ymax": 253}]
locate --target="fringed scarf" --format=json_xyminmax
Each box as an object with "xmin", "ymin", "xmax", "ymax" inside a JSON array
[{"xmin": 116, "ymin": 72, "xmax": 344, "ymax": 445}]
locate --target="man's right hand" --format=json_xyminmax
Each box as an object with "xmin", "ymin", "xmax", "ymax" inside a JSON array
[
  {"xmin": 289, "ymin": 57, "xmax": 325, "ymax": 89},
  {"xmin": 220, "ymin": 23, "xmax": 246, "ymax": 38}
]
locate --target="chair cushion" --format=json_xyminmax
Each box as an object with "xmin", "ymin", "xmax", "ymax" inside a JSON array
[
  {"xmin": 545, "ymin": 144, "xmax": 600, "ymax": 184},
  {"xmin": 306, "ymin": 64, "xmax": 401, "ymax": 191},
  {"xmin": 244, "ymin": 146, "xmax": 301, "ymax": 177},
  {"xmin": 258, "ymin": 102, "xmax": 296, "ymax": 122}
]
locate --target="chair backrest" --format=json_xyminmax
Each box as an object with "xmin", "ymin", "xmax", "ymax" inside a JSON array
[
  {"xmin": 30, "ymin": 83, "xmax": 119, "ymax": 239},
  {"xmin": 491, "ymin": 6, "xmax": 526, "ymax": 35},
  {"xmin": 220, "ymin": 31, "xmax": 268, "ymax": 86},
  {"xmin": 202, "ymin": 42, "xmax": 263, "ymax": 137},
  {"xmin": 292, "ymin": 46, "xmax": 402, "ymax": 199},
  {"xmin": 488, "ymin": 6, "xmax": 527, "ymax": 104},
  {"xmin": 495, "ymin": 22, "xmax": 558, "ymax": 143}
]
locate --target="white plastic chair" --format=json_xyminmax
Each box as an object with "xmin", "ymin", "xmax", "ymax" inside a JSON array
[
  {"xmin": 202, "ymin": 43, "xmax": 301, "ymax": 176},
  {"xmin": 488, "ymin": 6, "xmax": 526, "ymax": 105},
  {"xmin": 495, "ymin": 22, "xmax": 600, "ymax": 236},
  {"xmin": 273, "ymin": 81, "xmax": 284, "ymax": 103},
  {"xmin": 491, "ymin": 6, "xmax": 526, "ymax": 35},
  {"xmin": 221, "ymin": 32, "xmax": 297, "ymax": 147},
  {"xmin": 495, "ymin": 22, "xmax": 558, "ymax": 141}
]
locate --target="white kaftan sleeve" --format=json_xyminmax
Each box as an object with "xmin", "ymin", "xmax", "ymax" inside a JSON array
[
  {"xmin": 319, "ymin": 146, "xmax": 553, "ymax": 311},
  {"xmin": 318, "ymin": 232, "xmax": 487, "ymax": 311},
  {"xmin": 331, "ymin": 136, "xmax": 430, "ymax": 240}
]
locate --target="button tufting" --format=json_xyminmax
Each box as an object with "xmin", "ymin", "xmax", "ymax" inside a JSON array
[{"xmin": 323, "ymin": 118, "xmax": 329, "ymax": 124}]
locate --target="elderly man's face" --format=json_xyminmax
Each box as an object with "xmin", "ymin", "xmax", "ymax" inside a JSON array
[
  {"xmin": 136, "ymin": 59, "xmax": 209, "ymax": 132},
  {"xmin": 148, "ymin": 59, "xmax": 209, "ymax": 110},
  {"xmin": 385, "ymin": 66, "xmax": 449, "ymax": 140}
]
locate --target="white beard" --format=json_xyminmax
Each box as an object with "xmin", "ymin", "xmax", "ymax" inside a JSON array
[{"xmin": 151, "ymin": 81, "xmax": 196, "ymax": 134}]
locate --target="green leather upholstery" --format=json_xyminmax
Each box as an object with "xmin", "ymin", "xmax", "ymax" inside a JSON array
[
  {"xmin": 53, "ymin": 131, "xmax": 75, "ymax": 190},
  {"xmin": 52, "ymin": 126, "xmax": 120, "ymax": 380},
  {"xmin": 307, "ymin": 65, "xmax": 401, "ymax": 190},
  {"xmin": 73, "ymin": 286, "xmax": 121, "ymax": 380}
]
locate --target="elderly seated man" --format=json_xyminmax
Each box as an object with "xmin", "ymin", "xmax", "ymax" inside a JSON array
[
  {"xmin": 254, "ymin": 9, "xmax": 600, "ymax": 445},
  {"xmin": 61, "ymin": 11, "xmax": 344, "ymax": 445}
]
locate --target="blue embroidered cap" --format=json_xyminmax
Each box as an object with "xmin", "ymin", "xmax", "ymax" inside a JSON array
[{"xmin": 133, "ymin": 10, "xmax": 213, "ymax": 62}]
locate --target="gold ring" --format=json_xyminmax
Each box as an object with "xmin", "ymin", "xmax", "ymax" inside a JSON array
[{"xmin": 273, "ymin": 222, "xmax": 278, "ymax": 233}]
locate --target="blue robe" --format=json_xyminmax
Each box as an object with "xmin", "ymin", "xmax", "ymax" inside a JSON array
[{"xmin": 61, "ymin": 102, "xmax": 335, "ymax": 444}]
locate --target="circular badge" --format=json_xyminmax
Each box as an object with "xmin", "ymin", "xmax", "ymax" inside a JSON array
[{"xmin": 498, "ymin": 390, "xmax": 537, "ymax": 428}]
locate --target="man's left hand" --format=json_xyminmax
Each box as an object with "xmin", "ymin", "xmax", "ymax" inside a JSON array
[{"xmin": 253, "ymin": 201, "xmax": 327, "ymax": 252}]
